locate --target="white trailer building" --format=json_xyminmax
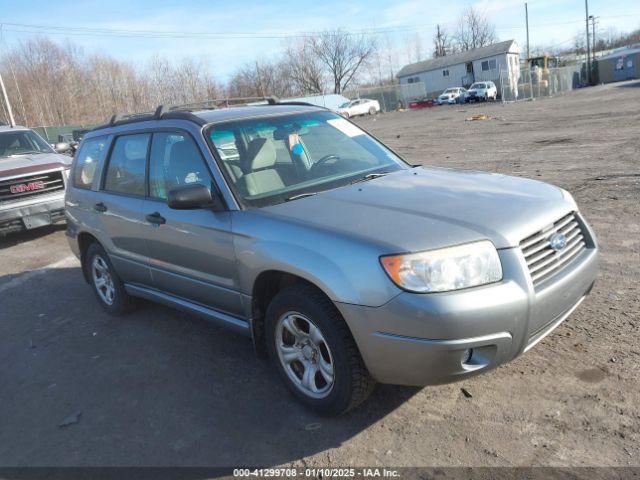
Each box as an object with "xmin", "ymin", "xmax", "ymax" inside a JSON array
[{"xmin": 397, "ymin": 40, "xmax": 521, "ymax": 100}]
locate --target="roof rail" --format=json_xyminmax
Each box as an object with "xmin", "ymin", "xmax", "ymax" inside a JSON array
[{"xmin": 88, "ymin": 96, "xmax": 324, "ymax": 134}]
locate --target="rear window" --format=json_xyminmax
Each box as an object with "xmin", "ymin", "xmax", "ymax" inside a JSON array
[
  {"xmin": 73, "ymin": 136, "xmax": 109, "ymax": 189},
  {"xmin": 103, "ymin": 134, "xmax": 150, "ymax": 196}
]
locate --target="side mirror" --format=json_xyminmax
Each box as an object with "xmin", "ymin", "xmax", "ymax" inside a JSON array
[
  {"xmin": 167, "ymin": 183, "xmax": 219, "ymax": 210},
  {"xmin": 54, "ymin": 142, "xmax": 71, "ymax": 154}
]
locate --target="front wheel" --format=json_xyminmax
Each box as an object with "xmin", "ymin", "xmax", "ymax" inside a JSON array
[
  {"xmin": 368, "ymin": 106, "xmax": 377, "ymax": 115},
  {"xmin": 266, "ymin": 285, "xmax": 375, "ymax": 415}
]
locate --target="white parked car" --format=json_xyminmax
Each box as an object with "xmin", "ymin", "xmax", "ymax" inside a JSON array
[
  {"xmin": 437, "ymin": 87, "xmax": 467, "ymax": 105},
  {"xmin": 337, "ymin": 99, "xmax": 380, "ymax": 118},
  {"xmin": 465, "ymin": 81, "xmax": 498, "ymax": 102}
]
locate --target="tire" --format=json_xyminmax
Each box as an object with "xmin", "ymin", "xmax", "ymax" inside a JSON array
[
  {"xmin": 342, "ymin": 112, "xmax": 350, "ymax": 119},
  {"xmin": 84, "ymin": 242, "xmax": 134, "ymax": 315},
  {"xmin": 368, "ymin": 106, "xmax": 376, "ymax": 115},
  {"xmin": 265, "ymin": 285, "xmax": 375, "ymax": 415}
]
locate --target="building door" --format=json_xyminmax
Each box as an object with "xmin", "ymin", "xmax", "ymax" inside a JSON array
[
  {"xmin": 613, "ymin": 56, "xmax": 626, "ymax": 82},
  {"xmin": 626, "ymin": 56, "xmax": 635, "ymax": 80},
  {"xmin": 463, "ymin": 62, "xmax": 475, "ymax": 87}
]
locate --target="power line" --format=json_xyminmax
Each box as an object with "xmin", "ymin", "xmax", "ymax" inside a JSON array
[{"xmin": 1, "ymin": 14, "xmax": 639, "ymax": 41}]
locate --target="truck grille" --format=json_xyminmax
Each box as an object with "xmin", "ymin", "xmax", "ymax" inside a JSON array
[
  {"xmin": 520, "ymin": 212, "xmax": 587, "ymax": 286},
  {"xmin": 0, "ymin": 170, "xmax": 65, "ymax": 204}
]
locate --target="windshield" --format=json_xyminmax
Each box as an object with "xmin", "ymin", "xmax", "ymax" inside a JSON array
[
  {"xmin": 338, "ymin": 102, "xmax": 351, "ymax": 108},
  {"xmin": 207, "ymin": 111, "xmax": 408, "ymax": 207},
  {"xmin": 0, "ymin": 130, "xmax": 54, "ymax": 158},
  {"xmin": 470, "ymin": 83, "xmax": 485, "ymax": 89},
  {"xmin": 443, "ymin": 89, "xmax": 456, "ymax": 94}
]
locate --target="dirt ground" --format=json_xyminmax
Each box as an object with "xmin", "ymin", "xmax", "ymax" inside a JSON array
[{"xmin": 0, "ymin": 81, "xmax": 638, "ymax": 469}]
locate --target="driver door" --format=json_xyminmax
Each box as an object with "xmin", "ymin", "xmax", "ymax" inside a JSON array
[{"xmin": 141, "ymin": 131, "xmax": 242, "ymax": 317}]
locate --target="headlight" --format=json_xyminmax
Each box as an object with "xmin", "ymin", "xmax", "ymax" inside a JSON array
[{"xmin": 380, "ymin": 241, "xmax": 502, "ymax": 293}]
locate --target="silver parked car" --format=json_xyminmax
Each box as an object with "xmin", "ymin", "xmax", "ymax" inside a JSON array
[
  {"xmin": 1, "ymin": 125, "xmax": 73, "ymax": 235},
  {"xmin": 437, "ymin": 87, "xmax": 466, "ymax": 105},
  {"xmin": 66, "ymin": 103, "xmax": 598, "ymax": 415}
]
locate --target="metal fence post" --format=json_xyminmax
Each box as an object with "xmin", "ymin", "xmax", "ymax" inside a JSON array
[{"xmin": 529, "ymin": 69, "xmax": 534, "ymax": 101}]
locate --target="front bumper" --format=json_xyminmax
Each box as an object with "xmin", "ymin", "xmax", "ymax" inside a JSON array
[
  {"xmin": 0, "ymin": 193, "xmax": 66, "ymax": 234},
  {"xmin": 337, "ymin": 232, "xmax": 598, "ymax": 386}
]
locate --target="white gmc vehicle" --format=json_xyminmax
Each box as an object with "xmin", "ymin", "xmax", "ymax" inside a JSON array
[{"xmin": 0, "ymin": 125, "xmax": 72, "ymax": 235}]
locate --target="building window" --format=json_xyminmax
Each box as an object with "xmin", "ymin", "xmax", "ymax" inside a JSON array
[
  {"xmin": 407, "ymin": 76, "xmax": 420, "ymax": 83},
  {"xmin": 481, "ymin": 59, "xmax": 497, "ymax": 71},
  {"xmin": 442, "ymin": 69, "xmax": 450, "ymax": 77}
]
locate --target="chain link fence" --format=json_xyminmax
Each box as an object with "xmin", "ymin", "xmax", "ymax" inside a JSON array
[
  {"xmin": 498, "ymin": 65, "xmax": 583, "ymax": 102},
  {"xmin": 31, "ymin": 124, "xmax": 98, "ymax": 143},
  {"xmin": 343, "ymin": 82, "xmax": 427, "ymax": 112}
]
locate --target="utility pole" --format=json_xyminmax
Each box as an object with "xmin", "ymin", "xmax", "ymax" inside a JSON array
[
  {"xmin": 0, "ymin": 71, "xmax": 16, "ymax": 127},
  {"xmin": 585, "ymin": 0, "xmax": 591, "ymax": 85},
  {"xmin": 591, "ymin": 16, "xmax": 597, "ymax": 59},
  {"xmin": 525, "ymin": 2, "xmax": 530, "ymax": 61},
  {"xmin": 435, "ymin": 25, "xmax": 446, "ymax": 58}
]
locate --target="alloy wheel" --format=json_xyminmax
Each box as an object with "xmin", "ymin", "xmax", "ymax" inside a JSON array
[
  {"xmin": 275, "ymin": 312, "xmax": 335, "ymax": 398},
  {"xmin": 91, "ymin": 255, "xmax": 115, "ymax": 305}
]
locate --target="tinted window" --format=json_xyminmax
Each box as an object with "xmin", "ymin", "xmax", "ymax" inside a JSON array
[
  {"xmin": 73, "ymin": 136, "xmax": 109, "ymax": 189},
  {"xmin": 0, "ymin": 130, "xmax": 53, "ymax": 158},
  {"xmin": 148, "ymin": 132, "xmax": 212, "ymax": 200},
  {"xmin": 103, "ymin": 134, "xmax": 149, "ymax": 196}
]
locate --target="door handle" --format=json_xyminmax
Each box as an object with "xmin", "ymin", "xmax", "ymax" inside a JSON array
[
  {"xmin": 146, "ymin": 212, "xmax": 166, "ymax": 225},
  {"xmin": 94, "ymin": 202, "xmax": 107, "ymax": 213}
]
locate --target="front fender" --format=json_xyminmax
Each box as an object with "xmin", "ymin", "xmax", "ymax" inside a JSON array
[{"xmin": 231, "ymin": 212, "xmax": 401, "ymax": 307}]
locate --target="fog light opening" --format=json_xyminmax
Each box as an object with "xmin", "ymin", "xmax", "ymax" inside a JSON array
[{"xmin": 462, "ymin": 348, "xmax": 474, "ymax": 365}]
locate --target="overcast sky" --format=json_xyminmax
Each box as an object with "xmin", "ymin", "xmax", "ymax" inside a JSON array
[{"xmin": 0, "ymin": 0, "xmax": 638, "ymax": 80}]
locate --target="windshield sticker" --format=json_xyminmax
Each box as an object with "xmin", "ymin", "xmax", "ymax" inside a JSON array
[{"xmin": 327, "ymin": 118, "xmax": 364, "ymax": 138}]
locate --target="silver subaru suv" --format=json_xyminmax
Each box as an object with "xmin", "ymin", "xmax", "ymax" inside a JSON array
[{"xmin": 65, "ymin": 102, "xmax": 598, "ymax": 415}]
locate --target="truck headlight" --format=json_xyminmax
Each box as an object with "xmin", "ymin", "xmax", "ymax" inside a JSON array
[{"xmin": 380, "ymin": 241, "xmax": 502, "ymax": 293}]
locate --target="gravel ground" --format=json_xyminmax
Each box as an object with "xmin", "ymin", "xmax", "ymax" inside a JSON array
[{"xmin": 0, "ymin": 80, "xmax": 638, "ymax": 469}]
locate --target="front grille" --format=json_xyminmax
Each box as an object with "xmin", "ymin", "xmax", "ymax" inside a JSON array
[
  {"xmin": 520, "ymin": 212, "xmax": 587, "ymax": 286},
  {"xmin": 0, "ymin": 170, "xmax": 65, "ymax": 204}
]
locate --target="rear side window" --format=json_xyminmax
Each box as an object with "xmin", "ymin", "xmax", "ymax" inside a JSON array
[
  {"xmin": 73, "ymin": 136, "xmax": 109, "ymax": 189},
  {"xmin": 103, "ymin": 134, "xmax": 150, "ymax": 196},
  {"xmin": 148, "ymin": 132, "xmax": 212, "ymax": 200}
]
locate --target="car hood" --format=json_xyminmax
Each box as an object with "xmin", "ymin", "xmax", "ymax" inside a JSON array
[
  {"xmin": 0, "ymin": 152, "xmax": 72, "ymax": 178},
  {"xmin": 261, "ymin": 167, "xmax": 575, "ymax": 251}
]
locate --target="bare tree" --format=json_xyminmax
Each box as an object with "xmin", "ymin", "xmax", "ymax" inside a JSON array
[
  {"xmin": 433, "ymin": 24, "xmax": 451, "ymax": 58},
  {"xmin": 0, "ymin": 38, "xmax": 224, "ymax": 126},
  {"xmin": 405, "ymin": 33, "xmax": 425, "ymax": 63},
  {"xmin": 285, "ymin": 40, "xmax": 325, "ymax": 94},
  {"xmin": 307, "ymin": 30, "xmax": 377, "ymax": 94},
  {"xmin": 454, "ymin": 7, "xmax": 498, "ymax": 51}
]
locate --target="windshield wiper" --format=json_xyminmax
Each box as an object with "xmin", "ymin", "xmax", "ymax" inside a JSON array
[
  {"xmin": 284, "ymin": 192, "xmax": 318, "ymax": 202},
  {"xmin": 350, "ymin": 172, "xmax": 389, "ymax": 185}
]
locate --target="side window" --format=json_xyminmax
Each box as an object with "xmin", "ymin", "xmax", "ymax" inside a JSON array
[
  {"xmin": 103, "ymin": 134, "xmax": 150, "ymax": 196},
  {"xmin": 148, "ymin": 132, "xmax": 212, "ymax": 200},
  {"xmin": 73, "ymin": 136, "xmax": 109, "ymax": 189}
]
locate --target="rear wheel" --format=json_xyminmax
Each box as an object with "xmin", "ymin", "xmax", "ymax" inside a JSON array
[
  {"xmin": 265, "ymin": 285, "xmax": 375, "ymax": 415},
  {"xmin": 368, "ymin": 106, "xmax": 376, "ymax": 115},
  {"xmin": 85, "ymin": 242, "xmax": 134, "ymax": 315}
]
